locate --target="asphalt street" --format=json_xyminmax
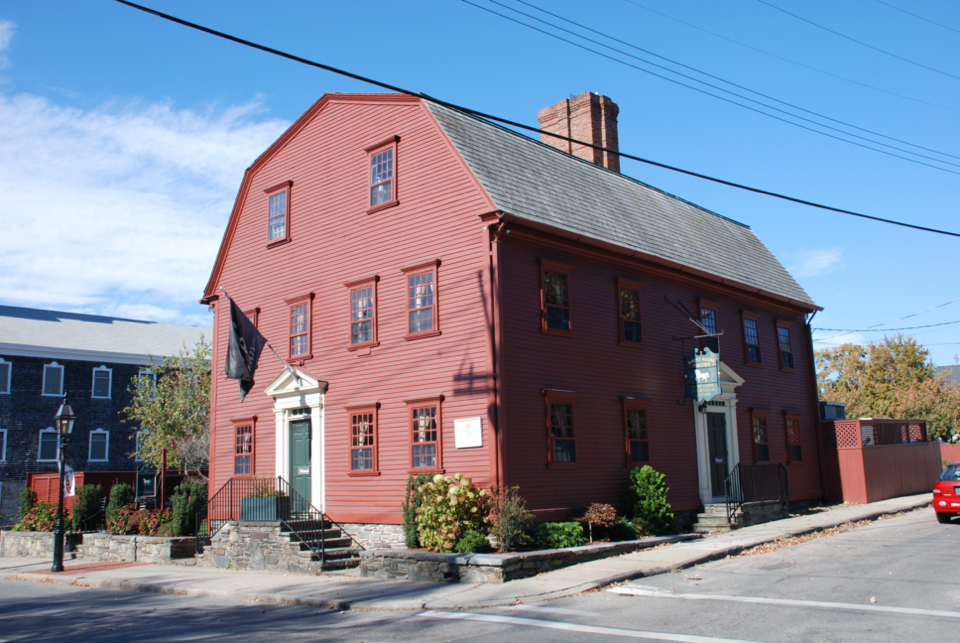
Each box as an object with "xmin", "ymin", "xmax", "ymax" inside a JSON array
[{"xmin": 0, "ymin": 508, "xmax": 953, "ymax": 643}]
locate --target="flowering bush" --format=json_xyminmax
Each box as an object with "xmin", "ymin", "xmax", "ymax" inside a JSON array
[
  {"xmin": 13, "ymin": 500, "xmax": 57, "ymax": 532},
  {"xmin": 108, "ymin": 504, "xmax": 172, "ymax": 536},
  {"xmin": 416, "ymin": 473, "xmax": 490, "ymax": 552}
]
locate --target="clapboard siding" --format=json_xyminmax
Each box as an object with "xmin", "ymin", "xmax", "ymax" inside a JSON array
[
  {"xmin": 497, "ymin": 227, "xmax": 822, "ymax": 515},
  {"xmin": 208, "ymin": 96, "xmax": 496, "ymax": 523}
]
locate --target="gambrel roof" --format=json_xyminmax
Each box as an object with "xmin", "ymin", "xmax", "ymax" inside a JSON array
[{"xmin": 427, "ymin": 102, "xmax": 817, "ymax": 309}]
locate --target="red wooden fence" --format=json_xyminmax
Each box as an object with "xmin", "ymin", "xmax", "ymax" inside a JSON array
[
  {"xmin": 26, "ymin": 471, "xmax": 136, "ymax": 514},
  {"xmin": 940, "ymin": 443, "xmax": 960, "ymax": 464}
]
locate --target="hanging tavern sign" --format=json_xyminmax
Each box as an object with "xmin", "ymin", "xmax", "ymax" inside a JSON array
[{"xmin": 684, "ymin": 347, "xmax": 720, "ymax": 403}]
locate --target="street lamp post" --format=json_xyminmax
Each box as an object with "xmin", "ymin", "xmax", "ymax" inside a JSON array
[{"xmin": 51, "ymin": 394, "xmax": 76, "ymax": 573}]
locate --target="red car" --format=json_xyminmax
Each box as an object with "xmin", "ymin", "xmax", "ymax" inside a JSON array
[{"xmin": 934, "ymin": 461, "xmax": 960, "ymax": 523}]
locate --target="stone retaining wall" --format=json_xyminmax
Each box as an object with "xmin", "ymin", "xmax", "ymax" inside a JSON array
[
  {"xmin": 1, "ymin": 531, "xmax": 58, "ymax": 558},
  {"xmin": 339, "ymin": 523, "xmax": 405, "ymax": 550},
  {"xmin": 80, "ymin": 534, "xmax": 195, "ymax": 564},
  {"xmin": 739, "ymin": 501, "xmax": 787, "ymax": 527},
  {"xmin": 360, "ymin": 534, "xmax": 701, "ymax": 583},
  {"xmin": 195, "ymin": 521, "xmax": 322, "ymax": 574}
]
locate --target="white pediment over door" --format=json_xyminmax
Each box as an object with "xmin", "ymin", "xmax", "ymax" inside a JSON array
[{"xmin": 264, "ymin": 367, "xmax": 326, "ymax": 400}]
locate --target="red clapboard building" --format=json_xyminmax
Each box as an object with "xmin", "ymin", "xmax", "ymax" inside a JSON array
[{"xmin": 200, "ymin": 91, "xmax": 823, "ymax": 543}]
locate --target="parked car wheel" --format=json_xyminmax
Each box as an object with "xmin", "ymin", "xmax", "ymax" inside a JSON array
[{"xmin": 937, "ymin": 512, "xmax": 954, "ymax": 524}]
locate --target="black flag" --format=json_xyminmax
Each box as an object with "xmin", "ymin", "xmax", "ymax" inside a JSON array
[{"xmin": 225, "ymin": 298, "xmax": 267, "ymax": 401}]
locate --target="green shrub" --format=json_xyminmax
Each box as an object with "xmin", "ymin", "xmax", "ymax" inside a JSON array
[
  {"xmin": 455, "ymin": 529, "xmax": 492, "ymax": 553},
  {"xmin": 623, "ymin": 465, "xmax": 676, "ymax": 536},
  {"xmin": 416, "ymin": 473, "xmax": 490, "ymax": 552},
  {"xmin": 402, "ymin": 473, "xmax": 430, "ymax": 548},
  {"xmin": 488, "ymin": 485, "xmax": 533, "ymax": 552},
  {"xmin": 534, "ymin": 522, "xmax": 585, "ymax": 549},
  {"xmin": 605, "ymin": 518, "xmax": 639, "ymax": 542},
  {"xmin": 106, "ymin": 482, "xmax": 133, "ymax": 526},
  {"xmin": 171, "ymin": 481, "xmax": 207, "ymax": 537},
  {"xmin": 71, "ymin": 484, "xmax": 105, "ymax": 532},
  {"xmin": 14, "ymin": 500, "xmax": 57, "ymax": 532},
  {"xmin": 19, "ymin": 487, "xmax": 35, "ymax": 522}
]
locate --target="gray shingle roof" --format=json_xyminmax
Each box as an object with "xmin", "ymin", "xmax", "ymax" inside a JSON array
[
  {"xmin": 0, "ymin": 305, "xmax": 209, "ymax": 364},
  {"xmin": 428, "ymin": 103, "xmax": 817, "ymax": 309}
]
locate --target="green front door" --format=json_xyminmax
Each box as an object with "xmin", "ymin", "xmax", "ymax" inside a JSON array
[{"xmin": 289, "ymin": 419, "xmax": 312, "ymax": 509}]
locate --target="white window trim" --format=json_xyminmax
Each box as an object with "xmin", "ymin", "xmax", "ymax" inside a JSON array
[
  {"xmin": 0, "ymin": 428, "xmax": 6, "ymax": 461},
  {"xmin": 0, "ymin": 358, "xmax": 10, "ymax": 394},
  {"xmin": 42, "ymin": 362, "xmax": 64, "ymax": 397},
  {"xmin": 38, "ymin": 427, "xmax": 60, "ymax": 462},
  {"xmin": 134, "ymin": 430, "xmax": 145, "ymax": 461},
  {"xmin": 138, "ymin": 369, "xmax": 157, "ymax": 391},
  {"xmin": 88, "ymin": 428, "xmax": 110, "ymax": 462},
  {"xmin": 92, "ymin": 365, "xmax": 112, "ymax": 399}
]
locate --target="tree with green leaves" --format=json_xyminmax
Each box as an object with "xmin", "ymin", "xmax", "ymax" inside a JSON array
[
  {"xmin": 816, "ymin": 334, "xmax": 960, "ymax": 439},
  {"xmin": 121, "ymin": 338, "xmax": 211, "ymax": 479}
]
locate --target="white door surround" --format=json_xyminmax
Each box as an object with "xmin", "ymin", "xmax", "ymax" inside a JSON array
[
  {"xmin": 693, "ymin": 361, "xmax": 745, "ymax": 506},
  {"xmin": 263, "ymin": 368, "xmax": 327, "ymax": 512}
]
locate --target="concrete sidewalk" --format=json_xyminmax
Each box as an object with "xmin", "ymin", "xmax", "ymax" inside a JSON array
[{"xmin": 0, "ymin": 494, "xmax": 931, "ymax": 611}]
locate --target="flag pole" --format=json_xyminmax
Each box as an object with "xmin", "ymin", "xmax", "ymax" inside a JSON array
[{"xmin": 220, "ymin": 287, "xmax": 301, "ymax": 383}]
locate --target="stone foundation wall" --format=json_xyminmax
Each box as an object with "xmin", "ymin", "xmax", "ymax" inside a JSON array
[
  {"xmin": 339, "ymin": 523, "xmax": 405, "ymax": 550},
  {"xmin": 80, "ymin": 534, "xmax": 194, "ymax": 564},
  {"xmin": 739, "ymin": 501, "xmax": 787, "ymax": 527},
  {"xmin": 1, "ymin": 530, "xmax": 58, "ymax": 558},
  {"xmin": 195, "ymin": 521, "xmax": 321, "ymax": 574},
  {"xmin": 361, "ymin": 534, "xmax": 700, "ymax": 584}
]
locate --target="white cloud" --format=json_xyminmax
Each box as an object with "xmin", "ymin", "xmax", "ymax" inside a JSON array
[
  {"xmin": 0, "ymin": 93, "xmax": 289, "ymax": 324},
  {"xmin": 789, "ymin": 247, "xmax": 844, "ymax": 277},
  {"xmin": 0, "ymin": 20, "xmax": 15, "ymax": 69}
]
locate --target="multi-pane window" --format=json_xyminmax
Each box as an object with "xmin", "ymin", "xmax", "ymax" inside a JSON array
[
  {"xmin": 626, "ymin": 407, "xmax": 649, "ymax": 463},
  {"xmin": 777, "ymin": 325, "xmax": 794, "ymax": 369},
  {"xmin": 753, "ymin": 414, "xmax": 769, "ymax": 463},
  {"xmin": 369, "ymin": 147, "xmax": 395, "ymax": 207},
  {"xmin": 408, "ymin": 272, "xmax": 435, "ymax": 335},
  {"xmin": 619, "ymin": 280, "xmax": 643, "ymax": 345},
  {"xmin": 39, "ymin": 429, "xmax": 59, "ymax": 461},
  {"xmin": 89, "ymin": 430, "xmax": 109, "ymax": 461},
  {"xmin": 268, "ymin": 190, "xmax": 287, "ymax": 242},
  {"xmin": 543, "ymin": 269, "xmax": 571, "ymax": 332},
  {"xmin": 351, "ymin": 286, "xmax": 375, "ymax": 345},
  {"xmin": 700, "ymin": 305, "xmax": 719, "ymax": 353},
  {"xmin": 743, "ymin": 317, "xmax": 762, "ymax": 364},
  {"xmin": 0, "ymin": 359, "xmax": 10, "ymax": 394},
  {"xmin": 234, "ymin": 424, "xmax": 253, "ymax": 475},
  {"xmin": 786, "ymin": 415, "xmax": 802, "ymax": 464},
  {"xmin": 138, "ymin": 370, "xmax": 157, "ymax": 393},
  {"xmin": 410, "ymin": 404, "xmax": 439, "ymax": 470},
  {"xmin": 290, "ymin": 303, "xmax": 309, "ymax": 356},
  {"xmin": 92, "ymin": 366, "xmax": 111, "ymax": 399},
  {"xmin": 549, "ymin": 402, "xmax": 576, "ymax": 464},
  {"xmin": 0, "ymin": 428, "xmax": 7, "ymax": 461},
  {"xmin": 42, "ymin": 362, "xmax": 64, "ymax": 396},
  {"xmin": 350, "ymin": 411, "xmax": 377, "ymax": 472}
]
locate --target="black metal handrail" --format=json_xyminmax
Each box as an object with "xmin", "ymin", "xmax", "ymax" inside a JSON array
[
  {"xmin": 194, "ymin": 476, "xmax": 365, "ymax": 561},
  {"xmin": 725, "ymin": 462, "xmax": 789, "ymax": 525}
]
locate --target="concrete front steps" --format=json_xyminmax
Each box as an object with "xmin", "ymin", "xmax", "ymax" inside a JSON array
[
  {"xmin": 692, "ymin": 500, "xmax": 788, "ymax": 533},
  {"xmin": 196, "ymin": 519, "xmax": 361, "ymax": 574},
  {"xmin": 692, "ymin": 504, "xmax": 736, "ymax": 533}
]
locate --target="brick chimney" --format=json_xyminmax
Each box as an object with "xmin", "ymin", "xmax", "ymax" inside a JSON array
[{"xmin": 537, "ymin": 92, "xmax": 620, "ymax": 172}]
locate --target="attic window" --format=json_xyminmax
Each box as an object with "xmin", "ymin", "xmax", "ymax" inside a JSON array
[
  {"xmin": 265, "ymin": 181, "xmax": 292, "ymax": 247},
  {"xmin": 366, "ymin": 136, "xmax": 399, "ymax": 213}
]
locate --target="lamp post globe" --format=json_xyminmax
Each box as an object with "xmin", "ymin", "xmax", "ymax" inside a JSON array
[{"xmin": 51, "ymin": 394, "xmax": 75, "ymax": 573}]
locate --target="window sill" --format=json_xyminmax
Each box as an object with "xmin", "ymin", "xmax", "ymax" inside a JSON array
[
  {"xmin": 41, "ymin": 393, "xmax": 64, "ymax": 397},
  {"xmin": 286, "ymin": 354, "xmax": 312, "ymax": 363},
  {"xmin": 541, "ymin": 328, "xmax": 573, "ymax": 338},
  {"xmin": 347, "ymin": 342, "xmax": 379, "ymax": 352},
  {"xmin": 91, "ymin": 396, "xmax": 111, "ymax": 400},
  {"xmin": 744, "ymin": 361, "xmax": 763, "ymax": 369},
  {"xmin": 780, "ymin": 367, "xmax": 796, "ymax": 374},
  {"xmin": 625, "ymin": 461, "xmax": 650, "ymax": 468},
  {"xmin": 405, "ymin": 330, "xmax": 441, "ymax": 341},
  {"xmin": 407, "ymin": 468, "xmax": 444, "ymax": 475},
  {"xmin": 367, "ymin": 200, "xmax": 399, "ymax": 215},
  {"xmin": 267, "ymin": 237, "xmax": 291, "ymax": 249},
  {"xmin": 619, "ymin": 340, "xmax": 645, "ymax": 349},
  {"xmin": 88, "ymin": 460, "xmax": 109, "ymax": 463},
  {"xmin": 348, "ymin": 470, "xmax": 381, "ymax": 477},
  {"xmin": 787, "ymin": 461, "xmax": 803, "ymax": 466},
  {"xmin": 547, "ymin": 463, "xmax": 579, "ymax": 470}
]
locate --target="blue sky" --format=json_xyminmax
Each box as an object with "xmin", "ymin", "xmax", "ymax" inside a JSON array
[{"xmin": 0, "ymin": 0, "xmax": 957, "ymax": 365}]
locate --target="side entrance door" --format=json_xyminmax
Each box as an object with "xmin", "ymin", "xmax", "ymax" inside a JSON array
[
  {"xmin": 289, "ymin": 419, "xmax": 312, "ymax": 511},
  {"xmin": 707, "ymin": 413, "xmax": 729, "ymax": 498}
]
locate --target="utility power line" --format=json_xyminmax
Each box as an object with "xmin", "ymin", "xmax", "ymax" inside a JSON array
[
  {"xmin": 469, "ymin": 0, "xmax": 960, "ymax": 175},
  {"xmin": 756, "ymin": 0, "xmax": 960, "ymax": 82},
  {"xmin": 621, "ymin": 0, "xmax": 959, "ymax": 114},
  {"xmin": 113, "ymin": 0, "xmax": 960, "ymax": 239},
  {"xmin": 872, "ymin": 0, "xmax": 960, "ymax": 37},
  {"xmin": 511, "ymin": 0, "xmax": 960, "ymax": 164},
  {"xmin": 814, "ymin": 297, "xmax": 960, "ymax": 342},
  {"xmin": 814, "ymin": 319, "xmax": 960, "ymax": 332}
]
